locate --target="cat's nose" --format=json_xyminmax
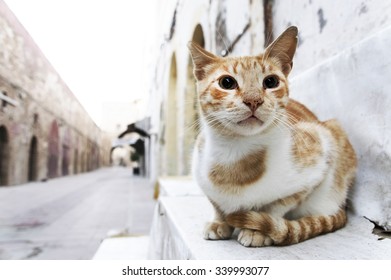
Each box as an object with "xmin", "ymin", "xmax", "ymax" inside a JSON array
[{"xmin": 243, "ymin": 99, "xmax": 264, "ymax": 112}]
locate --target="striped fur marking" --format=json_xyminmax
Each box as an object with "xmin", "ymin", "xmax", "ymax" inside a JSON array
[{"xmin": 226, "ymin": 209, "xmax": 347, "ymax": 246}]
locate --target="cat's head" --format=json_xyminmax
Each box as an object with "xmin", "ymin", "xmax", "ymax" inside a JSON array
[{"xmin": 189, "ymin": 26, "xmax": 298, "ymax": 136}]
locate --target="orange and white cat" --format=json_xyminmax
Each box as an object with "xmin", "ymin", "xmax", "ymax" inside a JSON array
[{"xmin": 188, "ymin": 26, "xmax": 357, "ymax": 247}]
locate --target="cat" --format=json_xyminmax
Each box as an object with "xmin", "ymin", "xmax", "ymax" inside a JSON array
[{"xmin": 188, "ymin": 26, "xmax": 357, "ymax": 247}]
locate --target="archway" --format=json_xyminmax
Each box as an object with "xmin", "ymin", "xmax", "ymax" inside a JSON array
[
  {"xmin": 81, "ymin": 151, "xmax": 86, "ymax": 173},
  {"xmin": 0, "ymin": 125, "xmax": 9, "ymax": 185},
  {"xmin": 162, "ymin": 53, "xmax": 179, "ymax": 175},
  {"xmin": 47, "ymin": 120, "xmax": 59, "ymax": 178},
  {"xmin": 61, "ymin": 129, "xmax": 71, "ymax": 176},
  {"xmin": 73, "ymin": 148, "xmax": 78, "ymax": 174},
  {"xmin": 183, "ymin": 24, "xmax": 204, "ymax": 174},
  {"xmin": 28, "ymin": 136, "xmax": 39, "ymax": 181},
  {"xmin": 87, "ymin": 140, "xmax": 93, "ymax": 172}
]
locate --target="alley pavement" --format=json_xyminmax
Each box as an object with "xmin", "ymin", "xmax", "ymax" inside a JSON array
[{"xmin": 0, "ymin": 167, "xmax": 156, "ymax": 259}]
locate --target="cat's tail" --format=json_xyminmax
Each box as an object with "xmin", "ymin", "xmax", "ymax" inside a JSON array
[{"xmin": 226, "ymin": 209, "xmax": 347, "ymax": 246}]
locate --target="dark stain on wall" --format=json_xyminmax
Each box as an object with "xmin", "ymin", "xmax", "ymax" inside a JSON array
[
  {"xmin": 359, "ymin": 3, "xmax": 369, "ymax": 16},
  {"xmin": 298, "ymin": 33, "xmax": 304, "ymax": 47},
  {"xmin": 167, "ymin": 2, "xmax": 179, "ymax": 41},
  {"xmin": 263, "ymin": 0, "xmax": 274, "ymax": 47},
  {"xmin": 317, "ymin": 8, "xmax": 327, "ymax": 33},
  {"xmin": 215, "ymin": 2, "xmax": 228, "ymax": 56}
]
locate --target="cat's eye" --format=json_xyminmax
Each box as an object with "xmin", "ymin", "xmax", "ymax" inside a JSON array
[
  {"xmin": 218, "ymin": 76, "xmax": 238, "ymax": 90},
  {"xmin": 263, "ymin": 75, "xmax": 279, "ymax": 89}
]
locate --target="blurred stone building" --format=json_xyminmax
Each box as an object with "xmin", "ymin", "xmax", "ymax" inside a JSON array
[
  {"xmin": 147, "ymin": 0, "xmax": 391, "ymax": 227},
  {"xmin": 0, "ymin": 1, "xmax": 111, "ymax": 186}
]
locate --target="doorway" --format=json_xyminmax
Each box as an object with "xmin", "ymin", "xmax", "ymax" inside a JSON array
[
  {"xmin": 28, "ymin": 136, "xmax": 39, "ymax": 181},
  {"xmin": 0, "ymin": 125, "xmax": 9, "ymax": 185}
]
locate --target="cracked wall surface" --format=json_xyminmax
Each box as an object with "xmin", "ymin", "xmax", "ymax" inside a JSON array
[
  {"xmin": 147, "ymin": 0, "xmax": 391, "ymax": 227},
  {"xmin": 273, "ymin": 0, "xmax": 391, "ymax": 76},
  {"xmin": 271, "ymin": 0, "xmax": 391, "ymax": 228}
]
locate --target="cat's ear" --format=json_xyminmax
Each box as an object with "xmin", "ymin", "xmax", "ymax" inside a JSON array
[
  {"xmin": 188, "ymin": 42, "xmax": 220, "ymax": 81},
  {"xmin": 264, "ymin": 26, "xmax": 298, "ymax": 76}
]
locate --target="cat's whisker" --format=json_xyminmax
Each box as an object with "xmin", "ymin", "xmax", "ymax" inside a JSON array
[
  {"xmin": 271, "ymin": 119, "xmax": 287, "ymax": 135},
  {"xmin": 185, "ymin": 119, "xmax": 202, "ymax": 134},
  {"xmin": 203, "ymin": 115, "xmax": 227, "ymax": 131},
  {"xmin": 281, "ymin": 114, "xmax": 320, "ymax": 148},
  {"xmin": 273, "ymin": 118, "xmax": 314, "ymax": 157},
  {"xmin": 272, "ymin": 113, "xmax": 316, "ymax": 151},
  {"xmin": 283, "ymin": 111, "xmax": 322, "ymax": 145}
]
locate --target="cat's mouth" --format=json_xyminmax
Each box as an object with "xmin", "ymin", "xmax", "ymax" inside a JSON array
[{"xmin": 237, "ymin": 116, "xmax": 264, "ymax": 126}]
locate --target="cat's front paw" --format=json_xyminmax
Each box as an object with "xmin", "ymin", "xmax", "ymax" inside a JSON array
[
  {"xmin": 238, "ymin": 229, "xmax": 273, "ymax": 247},
  {"xmin": 204, "ymin": 221, "xmax": 234, "ymax": 240}
]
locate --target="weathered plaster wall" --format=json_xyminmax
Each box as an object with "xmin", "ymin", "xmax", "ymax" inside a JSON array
[
  {"xmin": 148, "ymin": 0, "xmax": 391, "ymax": 227},
  {"xmin": 0, "ymin": 1, "xmax": 111, "ymax": 185},
  {"xmin": 273, "ymin": 0, "xmax": 391, "ymax": 227},
  {"xmin": 290, "ymin": 27, "xmax": 391, "ymax": 228},
  {"xmin": 273, "ymin": 0, "xmax": 391, "ymax": 76}
]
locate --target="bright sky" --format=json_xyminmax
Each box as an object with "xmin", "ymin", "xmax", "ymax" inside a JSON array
[{"xmin": 4, "ymin": 0, "xmax": 156, "ymax": 132}]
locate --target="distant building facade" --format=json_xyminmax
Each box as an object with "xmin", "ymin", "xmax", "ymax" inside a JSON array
[
  {"xmin": 111, "ymin": 118, "xmax": 152, "ymax": 177},
  {"xmin": 0, "ymin": 1, "xmax": 111, "ymax": 186}
]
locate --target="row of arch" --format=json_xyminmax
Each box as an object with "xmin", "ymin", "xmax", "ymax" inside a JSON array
[
  {"xmin": 0, "ymin": 120, "xmax": 100, "ymax": 186},
  {"xmin": 161, "ymin": 24, "xmax": 204, "ymax": 176}
]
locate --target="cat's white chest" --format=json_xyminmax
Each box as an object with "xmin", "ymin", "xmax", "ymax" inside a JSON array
[{"xmin": 193, "ymin": 128, "xmax": 328, "ymax": 214}]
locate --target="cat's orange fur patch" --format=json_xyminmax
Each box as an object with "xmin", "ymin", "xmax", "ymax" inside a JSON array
[
  {"xmin": 226, "ymin": 101, "xmax": 235, "ymax": 109},
  {"xmin": 209, "ymin": 149, "xmax": 267, "ymax": 189},
  {"xmin": 286, "ymin": 99, "xmax": 318, "ymax": 124},
  {"xmin": 268, "ymin": 190, "xmax": 308, "ymax": 209},
  {"xmin": 272, "ymin": 85, "xmax": 288, "ymax": 99},
  {"xmin": 232, "ymin": 61, "xmax": 239, "ymax": 74},
  {"xmin": 255, "ymin": 56, "xmax": 266, "ymax": 73},
  {"xmin": 198, "ymin": 63, "xmax": 223, "ymax": 81},
  {"xmin": 200, "ymin": 101, "xmax": 222, "ymax": 112},
  {"xmin": 322, "ymin": 120, "xmax": 357, "ymax": 190},
  {"xmin": 210, "ymin": 87, "xmax": 226, "ymax": 100},
  {"xmin": 291, "ymin": 127, "xmax": 323, "ymax": 167}
]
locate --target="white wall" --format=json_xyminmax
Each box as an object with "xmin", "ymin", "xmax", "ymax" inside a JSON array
[
  {"xmin": 277, "ymin": 0, "xmax": 391, "ymax": 227},
  {"xmin": 273, "ymin": 0, "xmax": 391, "ymax": 76},
  {"xmin": 148, "ymin": 0, "xmax": 391, "ymax": 228}
]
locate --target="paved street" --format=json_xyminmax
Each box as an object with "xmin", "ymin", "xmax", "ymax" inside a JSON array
[{"xmin": 0, "ymin": 167, "xmax": 156, "ymax": 259}]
